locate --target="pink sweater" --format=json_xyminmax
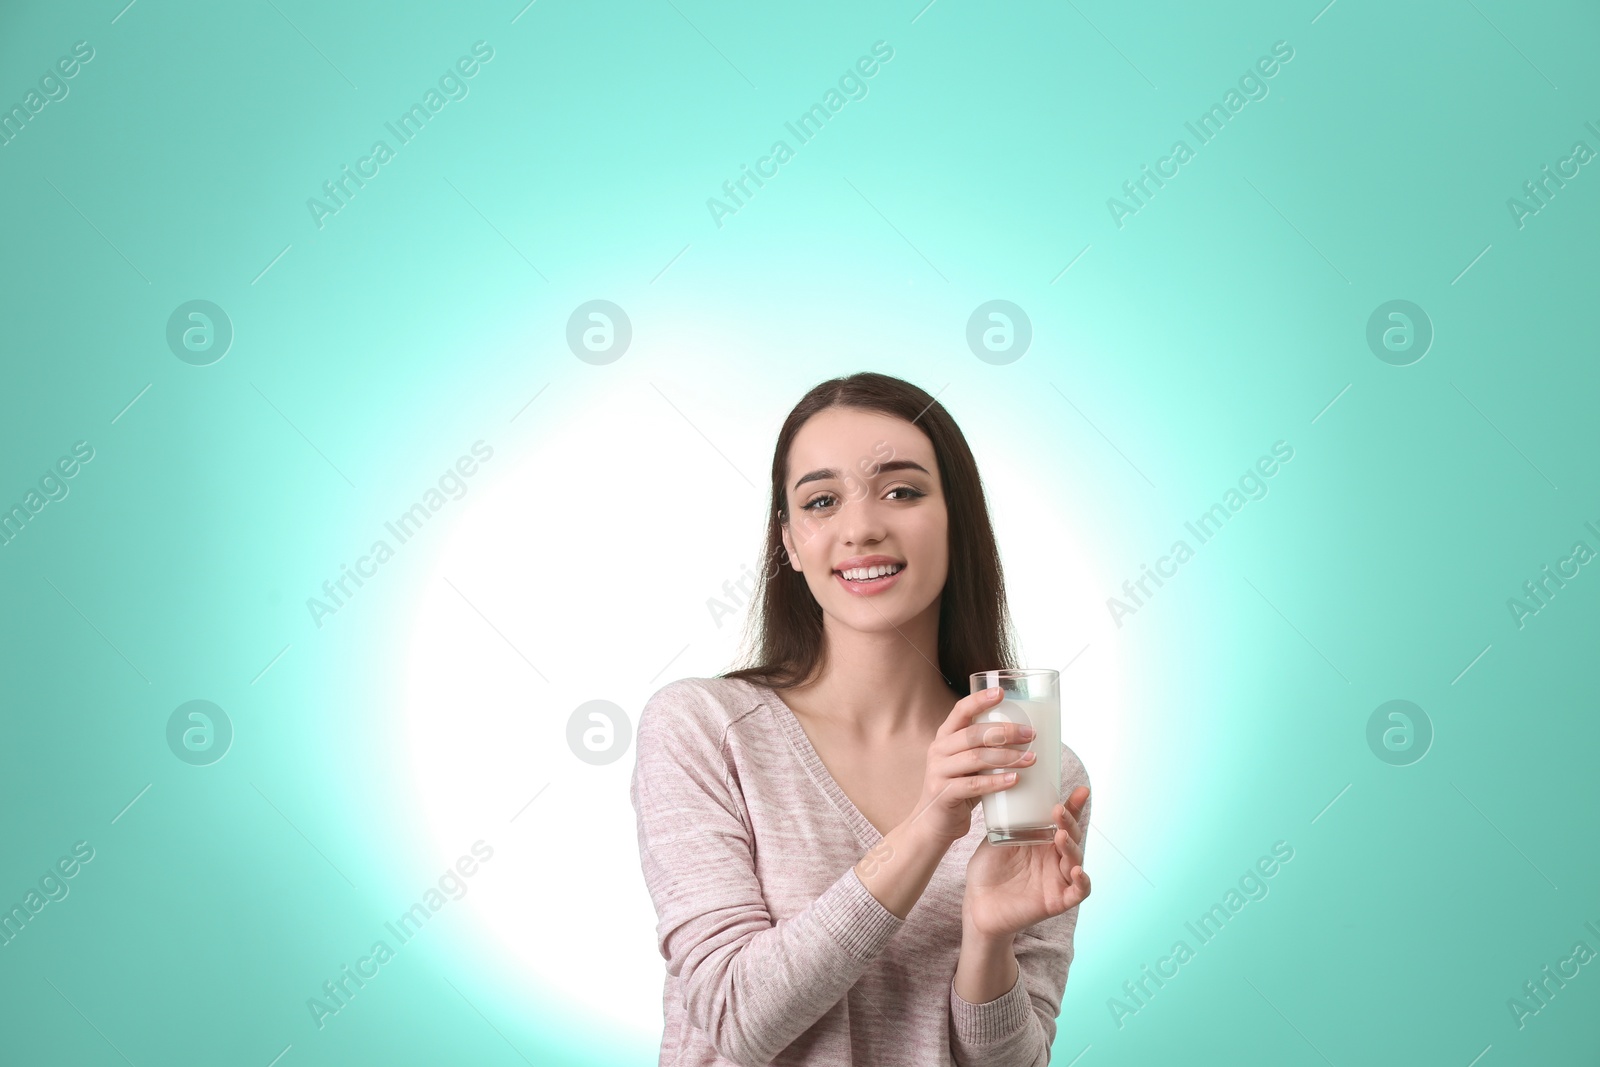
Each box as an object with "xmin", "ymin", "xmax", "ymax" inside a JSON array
[{"xmin": 629, "ymin": 676, "xmax": 1092, "ymax": 1066}]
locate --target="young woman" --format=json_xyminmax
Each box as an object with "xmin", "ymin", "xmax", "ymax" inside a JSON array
[{"xmin": 630, "ymin": 372, "xmax": 1093, "ymax": 1066}]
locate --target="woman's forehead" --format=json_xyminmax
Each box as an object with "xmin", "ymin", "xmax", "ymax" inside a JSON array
[{"xmin": 789, "ymin": 408, "xmax": 934, "ymax": 463}]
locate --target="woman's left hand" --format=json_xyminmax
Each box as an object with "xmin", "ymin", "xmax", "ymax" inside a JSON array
[{"xmin": 962, "ymin": 786, "xmax": 1092, "ymax": 940}]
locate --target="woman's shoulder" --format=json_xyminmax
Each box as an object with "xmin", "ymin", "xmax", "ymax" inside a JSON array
[
  {"xmin": 640, "ymin": 675, "xmax": 768, "ymax": 731},
  {"xmin": 635, "ymin": 676, "xmax": 775, "ymax": 771}
]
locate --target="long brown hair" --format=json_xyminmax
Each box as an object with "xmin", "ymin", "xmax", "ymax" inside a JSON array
[{"xmin": 721, "ymin": 372, "xmax": 1019, "ymax": 693}]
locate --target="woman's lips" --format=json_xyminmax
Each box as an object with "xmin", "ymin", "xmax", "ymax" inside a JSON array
[{"xmin": 833, "ymin": 565, "xmax": 905, "ymax": 597}]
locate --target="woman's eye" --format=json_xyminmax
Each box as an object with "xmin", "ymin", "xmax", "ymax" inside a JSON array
[{"xmin": 801, "ymin": 486, "xmax": 923, "ymax": 511}]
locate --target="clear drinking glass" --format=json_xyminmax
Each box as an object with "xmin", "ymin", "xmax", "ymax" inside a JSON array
[{"xmin": 969, "ymin": 668, "xmax": 1061, "ymax": 846}]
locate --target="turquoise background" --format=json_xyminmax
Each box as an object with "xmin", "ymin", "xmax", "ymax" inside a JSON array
[{"xmin": 2, "ymin": 0, "xmax": 1597, "ymax": 1063}]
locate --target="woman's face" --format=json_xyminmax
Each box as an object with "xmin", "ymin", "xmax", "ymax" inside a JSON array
[{"xmin": 779, "ymin": 406, "xmax": 948, "ymax": 634}]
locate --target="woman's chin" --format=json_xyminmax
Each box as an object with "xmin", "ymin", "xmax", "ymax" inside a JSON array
[{"xmin": 827, "ymin": 593, "xmax": 937, "ymax": 631}]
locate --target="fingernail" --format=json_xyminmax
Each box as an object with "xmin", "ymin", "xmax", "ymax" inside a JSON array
[
  {"xmin": 1021, "ymin": 726, "xmax": 1035, "ymax": 739},
  {"xmin": 986, "ymin": 686, "xmax": 1001, "ymax": 698}
]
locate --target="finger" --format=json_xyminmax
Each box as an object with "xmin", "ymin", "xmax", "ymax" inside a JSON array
[
  {"xmin": 1058, "ymin": 841, "xmax": 1087, "ymax": 889},
  {"xmin": 962, "ymin": 718, "xmax": 1035, "ymax": 753},
  {"xmin": 1055, "ymin": 802, "xmax": 1082, "ymax": 842},
  {"xmin": 1054, "ymin": 801, "xmax": 1082, "ymax": 843},
  {"xmin": 1065, "ymin": 785, "xmax": 1090, "ymax": 816},
  {"xmin": 949, "ymin": 745, "xmax": 1037, "ymax": 777},
  {"xmin": 936, "ymin": 687, "xmax": 1006, "ymax": 741},
  {"xmin": 938, "ymin": 719, "xmax": 1032, "ymax": 766},
  {"xmin": 934, "ymin": 719, "xmax": 1031, "ymax": 766},
  {"xmin": 1053, "ymin": 865, "xmax": 1091, "ymax": 910},
  {"xmin": 967, "ymin": 770, "xmax": 1021, "ymax": 796},
  {"xmin": 933, "ymin": 771, "xmax": 1019, "ymax": 807},
  {"xmin": 1055, "ymin": 826, "xmax": 1083, "ymax": 872}
]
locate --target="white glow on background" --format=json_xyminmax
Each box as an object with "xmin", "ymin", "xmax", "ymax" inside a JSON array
[{"xmin": 403, "ymin": 376, "xmax": 1126, "ymax": 1048}]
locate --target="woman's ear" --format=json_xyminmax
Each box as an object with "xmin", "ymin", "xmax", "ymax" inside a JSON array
[{"xmin": 779, "ymin": 524, "xmax": 800, "ymax": 572}]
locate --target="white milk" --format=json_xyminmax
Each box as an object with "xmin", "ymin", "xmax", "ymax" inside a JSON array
[{"xmin": 975, "ymin": 695, "xmax": 1062, "ymax": 839}]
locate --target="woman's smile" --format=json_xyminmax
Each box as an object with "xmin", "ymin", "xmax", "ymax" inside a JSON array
[{"xmin": 833, "ymin": 558, "xmax": 907, "ymax": 596}]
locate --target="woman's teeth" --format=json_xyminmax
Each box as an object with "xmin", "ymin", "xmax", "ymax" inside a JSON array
[{"xmin": 839, "ymin": 563, "xmax": 905, "ymax": 582}]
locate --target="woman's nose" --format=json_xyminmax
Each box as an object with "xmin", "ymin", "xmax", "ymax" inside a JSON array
[{"xmin": 839, "ymin": 494, "xmax": 887, "ymax": 546}]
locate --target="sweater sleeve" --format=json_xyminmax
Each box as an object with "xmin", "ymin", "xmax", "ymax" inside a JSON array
[
  {"xmin": 629, "ymin": 680, "xmax": 908, "ymax": 1067},
  {"xmin": 948, "ymin": 749, "xmax": 1092, "ymax": 1067}
]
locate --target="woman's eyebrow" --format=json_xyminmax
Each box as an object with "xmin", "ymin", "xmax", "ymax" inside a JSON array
[{"xmin": 793, "ymin": 459, "xmax": 929, "ymax": 489}]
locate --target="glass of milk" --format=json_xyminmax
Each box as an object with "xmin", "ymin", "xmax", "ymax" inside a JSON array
[{"xmin": 969, "ymin": 668, "xmax": 1061, "ymax": 846}]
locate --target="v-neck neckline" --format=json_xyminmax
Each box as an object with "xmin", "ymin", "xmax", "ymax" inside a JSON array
[{"xmin": 753, "ymin": 681, "xmax": 887, "ymax": 849}]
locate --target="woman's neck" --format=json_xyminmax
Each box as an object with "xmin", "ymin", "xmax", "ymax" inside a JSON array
[{"xmin": 784, "ymin": 602, "xmax": 956, "ymax": 739}]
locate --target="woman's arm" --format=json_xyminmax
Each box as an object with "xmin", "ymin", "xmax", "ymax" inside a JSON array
[
  {"xmin": 855, "ymin": 808, "xmax": 957, "ymax": 919},
  {"xmin": 948, "ymin": 772, "xmax": 1092, "ymax": 1066},
  {"xmin": 952, "ymin": 923, "xmax": 1021, "ymax": 1005},
  {"xmin": 631, "ymin": 682, "xmax": 945, "ymax": 1066}
]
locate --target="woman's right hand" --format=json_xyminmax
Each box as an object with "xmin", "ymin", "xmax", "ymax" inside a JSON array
[{"xmin": 908, "ymin": 686, "xmax": 1037, "ymax": 848}]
